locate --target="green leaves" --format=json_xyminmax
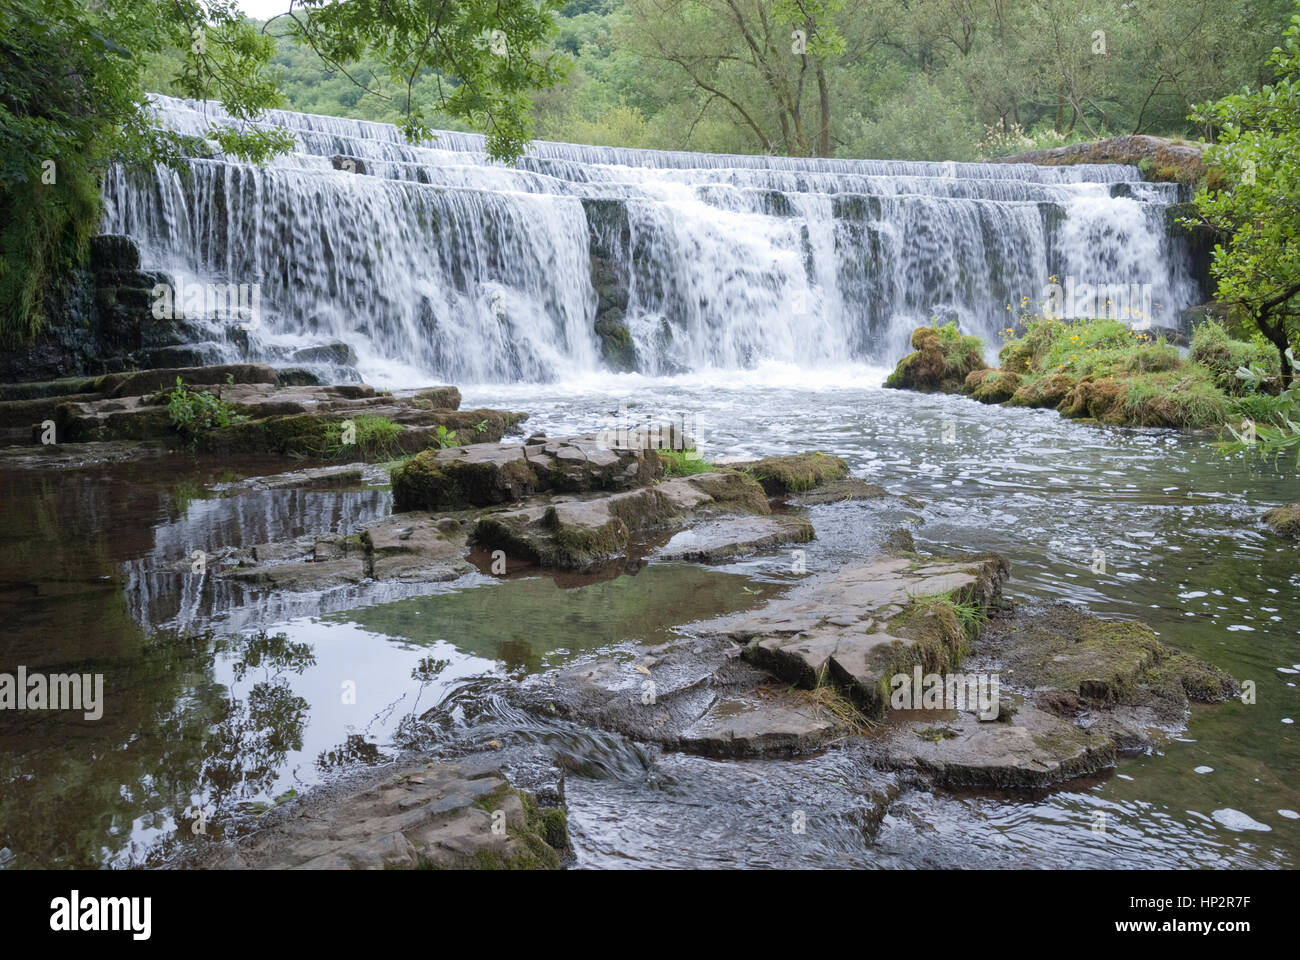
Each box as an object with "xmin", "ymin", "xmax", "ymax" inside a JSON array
[
  {"xmin": 285, "ymin": 0, "xmax": 569, "ymax": 161},
  {"xmin": 1191, "ymin": 4, "xmax": 1300, "ymax": 387}
]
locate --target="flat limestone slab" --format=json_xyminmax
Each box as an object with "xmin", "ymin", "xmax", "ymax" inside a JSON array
[
  {"xmin": 653, "ymin": 514, "xmax": 814, "ymax": 563},
  {"xmin": 878, "ymin": 703, "xmax": 1117, "ymax": 788},
  {"xmin": 522, "ymin": 636, "xmax": 847, "ymax": 758},
  {"xmin": 710, "ymin": 555, "xmax": 1009, "ymax": 718},
  {"xmin": 474, "ymin": 472, "xmax": 770, "ymax": 570},
  {"xmin": 195, "ymin": 761, "xmax": 564, "ymax": 870}
]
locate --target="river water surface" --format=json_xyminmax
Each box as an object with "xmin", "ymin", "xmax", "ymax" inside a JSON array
[{"xmin": 2, "ymin": 364, "xmax": 1297, "ymax": 868}]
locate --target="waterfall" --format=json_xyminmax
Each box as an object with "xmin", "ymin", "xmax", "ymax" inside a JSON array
[{"xmin": 99, "ymin": 95, "xmax": 1199, "ymax": 387}]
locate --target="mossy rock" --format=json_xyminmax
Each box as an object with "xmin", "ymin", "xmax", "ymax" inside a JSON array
[
  {"xmin": 884, "ymin": 323, "xmax": 987, "ymax": 394},
  {"xmin": 970, "ymin": 370, "xmax": 1021, "ymax": 404},
  {"xmin": 1007, "ymin": 373, "xmax": 1075, "ymax": 408},
  {"xmin": 998, "ymin": 337, "xmax": 1035, "ymax": 372},
  {"xmin": 594, "ymin": 316, "xmax": 637, "ymax": 372},
  {"xmin": 1057, "ymin": 377, "xmax": 1128, "ymax": 422},
  {"xmin": 413, "ymin": 385, "xmax": 462, "ymax": 410},
  {"xmin": 1263, "ymin": 504, "xmax": 1300, "ymax": 538},
  {"xmin": 731, "ymin": 452, "xmax": 848, "ymax": 495},
  {"xmin": 392, "ymin": 450, "xmax": 538, "ymax": 511},
  {"xmin": 422, "ymin": 784, "xmax": 568, "ymax": 870},
  {"xmin": 992, "ymin": 605, "xmax": 1237, "ymax": 707},
  {"xmin": 963, "ymin": 368, "xmax": 994, "ymax": 394}
]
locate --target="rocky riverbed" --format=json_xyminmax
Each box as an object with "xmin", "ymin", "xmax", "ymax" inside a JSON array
[{"xmin": 0, "ymin": 367, "xmax": 1267, "ymax": 869}]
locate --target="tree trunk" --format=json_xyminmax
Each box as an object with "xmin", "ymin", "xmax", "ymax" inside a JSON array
[
  {"xmin": 816, "ymin": 64, "xmax": 831, "ymax": 157},
  {"xmin": 1259, "ymin": 311, "xmax": 1295, "ymax": 386}
]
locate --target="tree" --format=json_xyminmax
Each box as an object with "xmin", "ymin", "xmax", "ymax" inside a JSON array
[
  {"xmin": 623, "ymin": 0, "xmax": 850, "ymax": 156},
  {"xmin": 273, "ymin": 0, "xmax": 569, "ymax": 161},
  {"xmin": 1190, "ymin": 2, "xmax": 1300, "ymax": 384},
  {"xmin": 0, "ymin": 0, "xmax": 568, "ymax": 339}
]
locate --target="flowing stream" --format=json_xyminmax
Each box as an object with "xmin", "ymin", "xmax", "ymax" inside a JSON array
[{"xmin": 1, "ymin": 367, "xmax": 1297, "ymax": 868}]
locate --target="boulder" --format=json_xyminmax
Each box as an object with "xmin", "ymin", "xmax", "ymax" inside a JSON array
[
  {"xmin": 728, "ymin": 451, "xmax": 849, "ymax": 495},
  {"xmin": 884, "ymin": 325, "xmax": 987, "ymax": 393},
  {"xmin": 391, "ymin": 435, "xmax": 661, "ymax": 512},
  {"xmin": 1263, "ymin": 504, "xmax": 1300, "ymax": 538}
]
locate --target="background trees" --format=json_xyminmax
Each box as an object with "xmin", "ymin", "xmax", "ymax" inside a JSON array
[{"xmin": 1190, "ymin": 7, "xmax": 1300, "ymax": 384}]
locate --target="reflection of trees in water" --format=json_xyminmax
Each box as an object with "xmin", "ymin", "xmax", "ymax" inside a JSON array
[
  {"xmin": 391, "ymin": 655, "xmax": 453, "ymax": 751},
  {"xmin": 317, "ymin": 733, "xmax": 386, "ymax": 771},
  {"xmin": 196, "ymin": 630, "xmax": 315, "ymax": 810}
]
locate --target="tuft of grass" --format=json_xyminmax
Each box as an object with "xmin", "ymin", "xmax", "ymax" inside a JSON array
[
  {"xmin": 1190, "ymin": 318, "xmax": 1281, "ymax": 396},
  {"xmin": 658, "ymin": 448, "xmax": 715, "ymax": 476},
  {"xmin": 805, "ymin": 681, "xmax": 877, "ymax": 737},
  {"xmin": 1119, "ymin": 371, "xmax": 1229, "ymax": 428},
  {"xmin": 306, "ymin": 414, "xmax": 404, "ymax": 460}
]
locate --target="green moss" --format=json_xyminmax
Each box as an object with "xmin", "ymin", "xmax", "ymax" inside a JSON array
[
  {"xmin": 391, "ymin": 450, "xmax": 537, "ymax": 511},
  {"xmin": 1263, "ymin": 503, "xmax": 1300, "ymax": 538},
  {"xmin": 1007, "ymin": 372, "xmax": 1075, "ymax": 408},
  {"xmin": 542, "ymin": 507, "xmax": 630, "ymax": 568},
  {"xmin": 884, "ymin": 590, "xmax": 987, "ymax": 678},
  {"xmin": 201, "ymin": 412, "xmax": 406, "ymax": 460},
  {"xmin": 885, "ymin": 322, "xmax": 988, "ymax": 393},
  {"xmin": 1145, "ymin": 652, "xmax": 1239, "ymax": 703},
  {"xmin": 970, "ymin": 370, "xmax": 1021, "ymax": 403},
  {"xmin": 686, "ymin": 471, "xmax": 770, "ymax": 512},
  {"xmin": 736, "ymin": 452, "xmax": 848, "ymax": 494}
]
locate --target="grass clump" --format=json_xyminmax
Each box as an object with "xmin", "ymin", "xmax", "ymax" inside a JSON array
[
  {"xmin": 1189, "ymin": 318, "xmax": 1281, "ymax": 396},
  {"xmin": 885, "ymin": 321, "xmax": 988, "ymax": 393},
  {"xmin": 658, "ymin": 448, "xmax": 715, "ymax": 476},
  {"xmin": 805, "ymin": 681, "xmax": 878, "ymax": 737},
  {"xmin": 988, "ymin": 313, "xmax": 1241, "ymax": 429}
]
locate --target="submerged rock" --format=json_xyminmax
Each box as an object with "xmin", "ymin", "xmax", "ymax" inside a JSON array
[
  {"xmin": 787, "ymin": 477, "xmax": 892, "ymax": 505},
  {"xmin": 1263, "ymin": 504, "xmax": 1300, "ymax": 538},
  {"xmin": 519, "ymin": 635, "xmax": 848, "ymax": 758},
  {"xmin": 875, "ymin": 602, "xmax": 1241, "ymax": 788},
  {"xmin": 519, "ymin": 549, "xmax": 1237, "ymax": 790},
  {"xmin": 193, "ymin": 759, "xmax": 567, "ymax": 870},
  {"xmin": 217, "ymin": 512, "xmax": 471, "ymax": 588}
]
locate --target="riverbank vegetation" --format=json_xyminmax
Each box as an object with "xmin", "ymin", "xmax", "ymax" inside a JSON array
[{"xmin": 887, "ymin": 314, "xmax": 1288, "ymax": 432}]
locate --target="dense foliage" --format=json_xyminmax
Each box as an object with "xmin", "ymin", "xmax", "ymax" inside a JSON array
[{"xmin": 1190, "ymin": 6, "xmax": 1300, "ymax": 383}]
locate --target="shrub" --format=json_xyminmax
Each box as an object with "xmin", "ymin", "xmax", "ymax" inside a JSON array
[
  {"xmin": 165, "ymin": 378, "xmax": 245, "ymax": 446},
  {"xmin": 1190, "ymin": 319, "xmax": 1281, "ymax": 395}
]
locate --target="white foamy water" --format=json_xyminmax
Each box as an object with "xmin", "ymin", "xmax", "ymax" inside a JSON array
[{"xmin": 100, "ymin": 95, "xmax": 1200, "ymax": 387}]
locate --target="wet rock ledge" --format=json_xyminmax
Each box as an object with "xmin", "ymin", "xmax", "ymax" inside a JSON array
[
  {"xmin": 193, "ymin": 757, "xmax": 569, "ymax": 870},
  {"xmin": 0, "ymin": 363, "xmax": 525, "ymax": 463},
  {"xmin": 518, "ymin": 548, "xmax": 1240, "ymax": 789}
]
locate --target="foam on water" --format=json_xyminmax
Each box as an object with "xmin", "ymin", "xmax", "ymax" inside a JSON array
[{"xmin": 100, "ymin": 95, "xmax": 1200, "ymax": 386}]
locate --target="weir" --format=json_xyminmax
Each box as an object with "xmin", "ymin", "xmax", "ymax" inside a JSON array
[{"xmin": 99, "ymin": 95, "xmax": 1200, "ymax": 387}]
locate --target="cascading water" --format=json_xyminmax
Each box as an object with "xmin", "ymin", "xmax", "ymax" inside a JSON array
[{"xmin": 100, "ymin": 95, "xmax": 1200, "ymax": 387}]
